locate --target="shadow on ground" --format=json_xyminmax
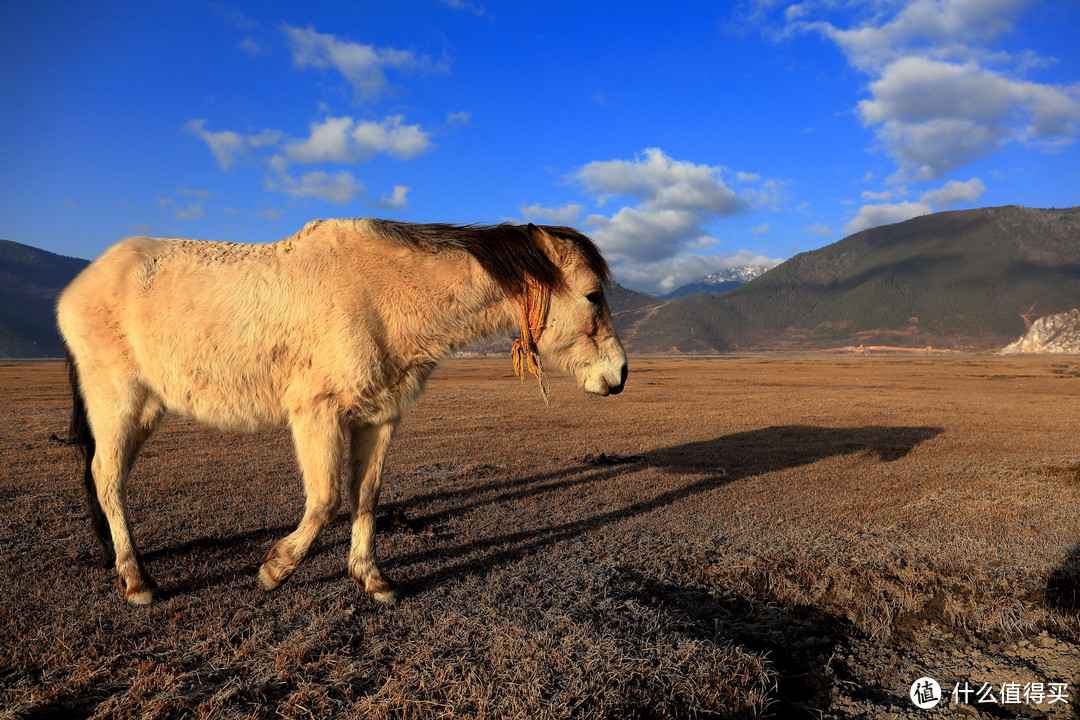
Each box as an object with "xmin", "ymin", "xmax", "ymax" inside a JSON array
[
  {"xmin": 609, "ymin": 566, "xmax": 860, "ymax": 718},
  {"xmin": 391, "ymin": 424, "xmax": 943, "ymax": 590},
  {"xmin": 1046, "ymin": 543, "xmax": 1080, "ymax": 614}
]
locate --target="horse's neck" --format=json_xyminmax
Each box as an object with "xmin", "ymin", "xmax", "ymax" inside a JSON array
[
  {"xmin": 435, "ymin": 266, "xmax": 519, "ymax": 351},
  {"xmin": 392, "ymin": 259, "xmax": 518, "ymax": 361}
]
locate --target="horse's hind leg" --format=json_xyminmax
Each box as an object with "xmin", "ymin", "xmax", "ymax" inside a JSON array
[
  {"xmin": 258, "ymin": 405, "xmax": 344, "ymax": 591},
  {"xmin": 87, "ymin": 381, "xmax": 164, "ymax": 605},
  {"xmin": 346, "ymin": 421, "xmax": 399, "ymax": 603}
]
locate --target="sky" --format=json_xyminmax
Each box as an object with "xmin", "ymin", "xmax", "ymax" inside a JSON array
[{"xmin": 1, "ymin": 1, "xmax": 1078, "ymax": 295}]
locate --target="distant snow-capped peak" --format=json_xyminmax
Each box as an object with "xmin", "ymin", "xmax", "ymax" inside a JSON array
[{"xmin": 695, "ymin": 264, "xmax": 774, "ymax": 285}]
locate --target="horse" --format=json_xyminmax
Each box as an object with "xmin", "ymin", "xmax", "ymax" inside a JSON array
[{"xmin": 58, "ymin": 219, "xmax": 628, "ymax": 605}]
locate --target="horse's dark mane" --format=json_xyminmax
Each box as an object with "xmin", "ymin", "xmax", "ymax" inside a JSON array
[{"xmin": 360, "ymin": 219, "xmax": 612, "ymax": 295}]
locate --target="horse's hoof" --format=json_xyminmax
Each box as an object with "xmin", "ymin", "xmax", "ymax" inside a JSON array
[
  {"xmin": 119, "ymin": 573, "xmax": 157, "ymax": 606},
  {"xmin": 352, "ymin": 572, "xmax": 399, "ymax": 603},
  {"xmin": 372, "ymin": 587, "xmax": 400, "ymax": 604},
  {"xmin": 366, "ymin": 576, "xmax": 399, "ymax": 604},
  {"xmin": 257, "ymin": 565, "xmax": 281, "ymax": 592},
  {"xmin": 125, "ymin": 588, "xmax": 155, "ymax": 606}
]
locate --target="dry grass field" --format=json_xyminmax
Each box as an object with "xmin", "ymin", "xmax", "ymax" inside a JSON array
[{"xmin": 2, "ymin": 356, "xmax": 1079, "ymax": 719}]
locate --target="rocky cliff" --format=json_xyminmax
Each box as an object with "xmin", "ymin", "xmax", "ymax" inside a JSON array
[{"xmin": 1001, "ymin": 309, "xmax": 1080, "ymax": 354}]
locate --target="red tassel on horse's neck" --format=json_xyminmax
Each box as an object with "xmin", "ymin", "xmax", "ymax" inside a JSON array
[{"xmin": 511, "ymin": 279, "xmax": 550, "ymax": 405}]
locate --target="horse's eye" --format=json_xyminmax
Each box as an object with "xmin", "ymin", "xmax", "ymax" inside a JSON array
[{"xmin": 585, "ymin": 291, "xmax": 602, "ymax": 306}]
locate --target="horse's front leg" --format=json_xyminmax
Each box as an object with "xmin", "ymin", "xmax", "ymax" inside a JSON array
[
  {"xmin": 258, "ymin": 405, "xmax": 344, "ymax": 592},
  {"xmin": 347, "ymin": 420, "xmax": 399, "ymax": 602}
]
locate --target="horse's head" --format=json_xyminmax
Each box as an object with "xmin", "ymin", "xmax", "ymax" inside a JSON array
[{"xmin": 527, "ymin": 225, "xmax": 628, "ymax": 397}]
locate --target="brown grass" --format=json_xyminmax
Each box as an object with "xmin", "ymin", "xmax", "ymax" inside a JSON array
[{"xmin": 1, "ymin": 356, "xmax": 1079, "ymax": 719}]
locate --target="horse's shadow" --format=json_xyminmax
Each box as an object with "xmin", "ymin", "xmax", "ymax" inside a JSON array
[{"xmin": 385, "ymin": 424, "xmax": 943, "ymax": 592}]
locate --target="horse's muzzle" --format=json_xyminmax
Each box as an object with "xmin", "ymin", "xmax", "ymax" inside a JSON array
[
  {"xmin": 608, "ymin": 362, "xmax": 628, "ymax": 395},
  {"xmin": 590, "ymin": 362, "xmax": 627, "ymax": 396}
]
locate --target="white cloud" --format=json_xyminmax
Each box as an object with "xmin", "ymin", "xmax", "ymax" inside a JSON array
[
  {"xmin": 765, "ymin": 0, "xmax": 1080, "ymax": 181},
  {"xmin": 573, "ymin": 148, "xmax": 744, "ymax": 214},
  {"xmin": 582, "ymin": 206, "xmax": 707, "ymax": 265},
  {"xmin": 185, "ymin": 119, "xmax": 281, "ymax": 171},
  {"xmin": 157, "ymin": 188, "xmax": 214, "ymax": 220},
  {"xmin": 440, "ymin": 0, "xmax": 487, "ymax": 16},
  {"xmin": 282, "ymin": 116, "xmax": 356, "ymax": 164},
  {"xmin": 187, "ymin": 23, "xmax": 452, "ymax": 210},
  {"xmin": 801, "ymin": 0, "xmax": 1035, "ymax": 73},
  {"xmin": 569, "ymin": 148, "xmax": 775, "ymax": 268},
  {"xmin": 524, "ymin": 148, "xmax": 787, "ymax": 294},
  {"xmin": 844, "ymin": 200, "xmax": 931, "ymax": 234},
  {"xmin": 351, "ymin": 116, "xmax": 434, "ymax": 159},
  {"xmin": 255, "ymin": 207, "xmax": 284, "ymax": 220},
  {"xmin": 282, "ymin": 24, "xmax": 437, "ymax": 101},
  {"xmin": 920, "ymin": 176, "xmax": 985, "ymax": 206},
  {"xmin": 858, "ymin": 56, "xmax": 1079, "ymax": 179},
  {"xmin": 268, "ymin": 170, "xmax": 365, "ymax": 205},
  {"xmin": 804, "ymin": 222, "xmax": 833, "ymax": 237},
  {"xmin": 280, "ymin": 115, "xmax": 434, "ymax": 166},
  {"xmin": 377, "ymin": 185, "xmax": 410, "ymax": 210},
  {"xmin": 519, "ymin": 203, "xmax": 584, "ymax": 225},
  {"xmin": 844, "ymin": 177, "xmax": 985, "ymax": 233},
  {"xmin": 239, "ymin": 37, "xmax": 264, "ymax": 56},
  {"xmin": 189, "ymin": 115, "xmax": 432, "ymax": 207},
  {"xmin": 174, "ymin": 203, "xmax": 206, "ymax": 221},
  {"xmin": 185, "ymin": 120, "xmax": 246, "ymax": 171},
  {"xmin": 447, "ymin": 110, "xmax": 471, "ymax": 125}
]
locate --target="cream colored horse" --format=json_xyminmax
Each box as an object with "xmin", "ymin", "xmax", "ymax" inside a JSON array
[{"xmin": 58, "ymin": 219, "xmax": 627, "ymax": 605}]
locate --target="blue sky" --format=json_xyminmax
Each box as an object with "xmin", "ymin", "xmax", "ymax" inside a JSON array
[{"xmin": 2, "ymin": 1, "xmax": 1078, "ymax": 295}]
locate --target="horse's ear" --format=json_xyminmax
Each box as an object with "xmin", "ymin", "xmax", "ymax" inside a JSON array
[{"xmin": 526, "ymin": 223, "xmax": 568, "ymax": 263}]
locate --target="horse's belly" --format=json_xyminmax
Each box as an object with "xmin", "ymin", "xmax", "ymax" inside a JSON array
[
  {"xmin": 172, "ymin": 386, "xmax": 287, "ymax": 431},
  {"xmin": 145, "ymin": 362, "xmax": 290, "ymax": 432}
]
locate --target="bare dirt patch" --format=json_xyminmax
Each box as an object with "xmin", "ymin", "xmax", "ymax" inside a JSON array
[{"xmin": 1, "ymin": 356, "xmax": 1079, "ymax": 718}]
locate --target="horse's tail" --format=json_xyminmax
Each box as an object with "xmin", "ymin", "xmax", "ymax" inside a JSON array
[{"xmin": 66, "ymin": 348, "xmax": 115, "ymax": 567}]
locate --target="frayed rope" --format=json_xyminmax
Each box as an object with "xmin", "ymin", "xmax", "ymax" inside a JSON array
[{"xmin": 511, "ymin": 279, "xmax": 550, "ymax": 405}]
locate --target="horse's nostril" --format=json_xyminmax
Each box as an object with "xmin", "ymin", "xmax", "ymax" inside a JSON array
[{"xmin": 620, "ymin": 363, "xmax": 628, "ymax": 385}]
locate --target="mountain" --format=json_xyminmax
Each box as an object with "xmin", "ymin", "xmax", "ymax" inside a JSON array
[
  {"xmin": 0, "ymin": 239, "xmax": 90, "ymax": 358},
  {"xmin": 607, "ymin": 282, "xmax": 668, "ymax": 350},
  {"xmin": 660, "ymin": 265, "xmax": 776, "ymax": 300},
  {"xmin": 624, "ymin": 206, "xmax": 1080, "ymax": 354}
]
